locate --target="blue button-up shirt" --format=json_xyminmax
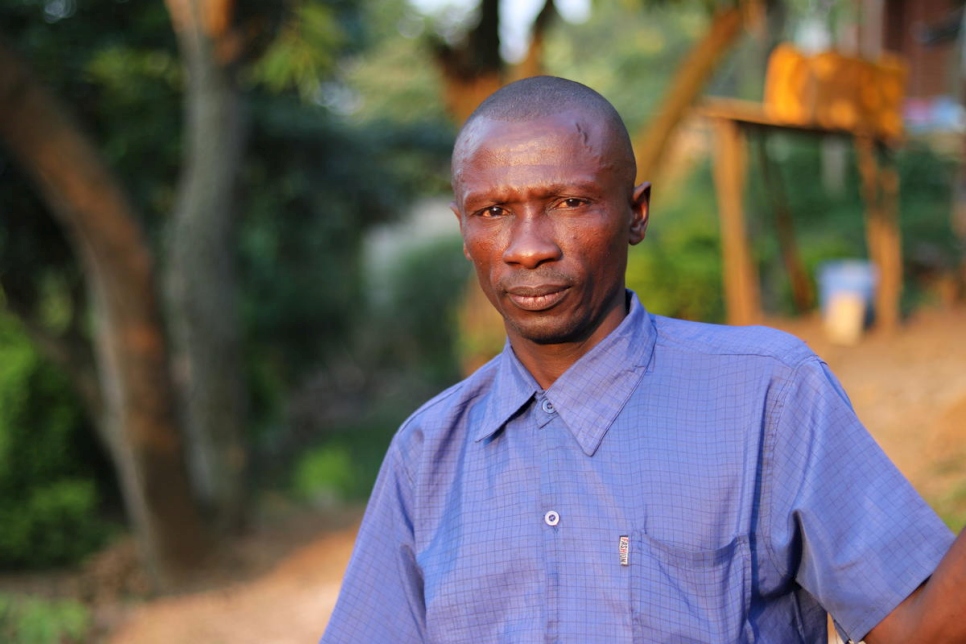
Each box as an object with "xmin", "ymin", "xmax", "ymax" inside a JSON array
[{"xmin": 322, "ymin": 292, "xmax": 952, "ymax": 643}]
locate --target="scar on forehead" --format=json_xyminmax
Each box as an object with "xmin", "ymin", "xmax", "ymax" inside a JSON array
[
  {"xmin": 574, "ymin": 121, "xmax": 590, "ymax": 147},
  {"xmin": 571, "ymin": 119, "xmax": 618, "ymax": 171}
]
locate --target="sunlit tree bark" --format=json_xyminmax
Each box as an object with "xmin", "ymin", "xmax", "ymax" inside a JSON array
[
  {"xmin": 434, "ymin": 0, "xmax": 559, "ymax": 124},
  {"xmin": 633, "ymin": 5, "xmax": 745, "ymax": 184},
  {"xmin": 511, "ymin": 0, "xmax": 557, "ymax": 82},
  {"xmin": 433, "ymin": 0, "xmax": 503, "ymax": 124}
]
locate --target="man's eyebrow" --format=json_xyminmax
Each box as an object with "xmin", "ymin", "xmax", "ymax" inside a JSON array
[
  {"xmin": 462, "ymin": 180, "xmax": 601, "ymax": 202},
  {"xmin": 459, "ymin": 188, "xmax": 508, "ymax": 206}
]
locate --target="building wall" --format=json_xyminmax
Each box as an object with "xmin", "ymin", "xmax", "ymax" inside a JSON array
[{"xmin": 883, "ymin": 0, "xmax": 959, "ymax": 98}]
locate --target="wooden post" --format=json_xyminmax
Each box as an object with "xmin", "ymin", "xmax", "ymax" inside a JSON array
[
  {"xmin": 756, "ymin": 134, "xmax": 814, "ymax": 312},
  {"xmin": 878, "ymin": 153, "xmax": 903, "ymax": 331},
  {"xmin": 712, "ymin": 118, "xmax": 761, "ymax": 325},
  {"xmin": 855, "ymin": 134, "xmax": 901, "ymax": 332}
]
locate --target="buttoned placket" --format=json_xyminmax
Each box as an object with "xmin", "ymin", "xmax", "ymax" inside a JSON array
[{"xmin": 536, "ymin": 394, "xmax": 561, "ymax": 641}]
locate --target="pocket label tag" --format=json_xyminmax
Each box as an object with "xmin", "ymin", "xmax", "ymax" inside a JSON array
[{"xmin": 619, "ymin": 535, "xmax": 630, "ymax": 566}]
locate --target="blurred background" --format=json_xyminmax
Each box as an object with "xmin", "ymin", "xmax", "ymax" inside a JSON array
[{"xmin": 1, "ymin": 0, "xmax": 965, "ymax": 641}]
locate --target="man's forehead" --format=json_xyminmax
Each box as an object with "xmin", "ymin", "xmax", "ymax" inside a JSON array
[
  {"xmin": 463, "ymin": 111, "xmax": 601, "ymax": 145},
  {"xmin": 454, "ymin": 112, "xmax": 610, "ymax": 172}
]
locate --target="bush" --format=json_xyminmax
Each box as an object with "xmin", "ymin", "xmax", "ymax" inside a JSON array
[
  {"xmin": 628, "ymin": 169, "xmax": 726, "ymax": 322},
  {"xmin": 627, "ymin": 221, "xmax": 725, "ymax": 322},
  {"xmin": 0, "ymin": 312, "xmax": 108, "ymax": 568},
  {"xmin": 0, "ymin": 480, "xmax": 105, "ymax": 568},
  {"xmin": 380, "ymin": 235, "xmax": 471, "ymax": 383},
  {"xmin": 292, "ymin": 444, "xmax": 357, "ymax": 506},
  {"xmin": 289, "ymin": 402, "xmax": 408, "ymax": 505},
  {"xmin": 0, "ymin": 593, "xmax": 91, "ymax": 644}
]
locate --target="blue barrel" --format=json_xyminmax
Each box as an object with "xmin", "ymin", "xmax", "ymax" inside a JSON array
[{"xmin": 817, "ymin": 259, "xmax": 878, "ymax": 324}]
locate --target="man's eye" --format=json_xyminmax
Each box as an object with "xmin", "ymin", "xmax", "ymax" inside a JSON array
[
  {"xmin": 479, "ymin": 206, "xmax": 506, "ymax": 218},
  {"xmin": 559, "ymin": 198, "xmax": 585, "ymax": 209}
]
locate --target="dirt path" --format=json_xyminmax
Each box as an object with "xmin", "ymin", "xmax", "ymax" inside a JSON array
[
  {"xmin": 108, "ymin": 306, "xmax": 966, "ymax": 643},
  {"xmin": 108, "ymin": 508, "xmax": 363, "ymax": 644}
]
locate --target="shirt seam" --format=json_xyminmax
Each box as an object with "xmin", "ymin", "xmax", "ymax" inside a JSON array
[
  {"xmin": 653, "ymin": 323, "xmax": 812, "ymax": 366},
  {"xmin": 760, "ymin": 356, "xmax": 816, "ymax": 580},
  {"xmin": 396, "ymin": 435, "xmax": 416, "ymax": 490}
]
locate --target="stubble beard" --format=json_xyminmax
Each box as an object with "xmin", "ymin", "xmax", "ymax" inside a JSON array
[{"xmin": 498, "ymin": 295, "xmax": 601, "ymax": 346}]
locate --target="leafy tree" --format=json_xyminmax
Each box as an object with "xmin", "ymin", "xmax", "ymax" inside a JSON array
[{"xmin": 0, "ymin": 0, "xmax": 391, "ymax": 583}]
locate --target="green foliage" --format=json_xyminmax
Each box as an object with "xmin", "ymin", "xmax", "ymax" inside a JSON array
[
  {"xmin": 342, "ymin": 0, "xmax": 451, "ymax": 127},
  {"xmin": 292, "ymin": 444, "xmax": 356, "ymax": 505},
  {"xmin": 627, "ymin": 168, "xmax": 726, "ymax": 322},
  {"xmin": 85, "ymin": 47, "xmax": 181, "ymax": 100},
  {"xmin": 249, "ymin": 2, "xmax": 346, "ymax": 100},
  {"xmin": 0, "ymin": 593, "xmax": 91, "ymax": 644},
  {"xmin": 240, "ymin": 104, "xmax": 386, "ymax": 376},
  {"xmin": 627, "ymin": 136, "xmax": 959, "ymax": 322},
  {"xmin": 0, "ymin": 481, "xmax": 105, "ymax": 569},
  {"xmin": 379, "ymin": 236, "xmax": 472, "ymax": 383},
  {"xmin": 934, "ymin": 480, "xmax": 966, "ymax": 533},
  {"xmin": 0, "ymin": 316, "xmax": 82, "ymax": 488},
  {"xmin": 750, "ymin": 137, "xmax": 959, "ymax": 314},
  {"xmin": 895, "ymin": 143, "xmax": 960, "ymax": 273},
  {"xmin": 543, "ymin": 2, "xmax": 710, "ymax": 135},
  {"xmin": 0, "ymin": 312, "xmax": 108, "ymax": 568},
  {"xmin": 290, "ymin": 408, "xmax": 404, "ymax": 503},
  {"xmin": 238, "ymin": 98, "xmax": 452, "ymax": 441}
]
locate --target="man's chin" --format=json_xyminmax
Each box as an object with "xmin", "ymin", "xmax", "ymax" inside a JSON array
[{"xmin": 505, "ymin": 317, "xmax": 586, "ymax": 346}]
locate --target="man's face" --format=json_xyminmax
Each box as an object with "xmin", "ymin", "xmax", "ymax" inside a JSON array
[{"xmin": 451, "ymin": 111, "xmax": 649, "ymax": 351}]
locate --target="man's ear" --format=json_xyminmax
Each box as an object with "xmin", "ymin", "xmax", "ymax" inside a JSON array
[
  {"xmin": 628, "ymin": 182, "xmax": 650, "ymax": 245},
  {"xmin": 451, "ymin": 201, "xmax": 472, "ymax": 261}
]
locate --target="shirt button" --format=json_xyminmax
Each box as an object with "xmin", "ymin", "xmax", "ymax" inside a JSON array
[
  {"xmin": 544, "ymin": 510, "xmax": 560, "ymax": 526},
  {"xmin": 541, "ymin": 399, "xmax": 555, "ymax": 414}
]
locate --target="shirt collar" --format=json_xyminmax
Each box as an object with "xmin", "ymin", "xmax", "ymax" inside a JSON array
[
  {"xmin": 474, "ymin": 291, "xmax": 656, "ymax": 455},
  {"xmin": 475, "ymin": 339, "xmax": 540, "ymax": 444}
]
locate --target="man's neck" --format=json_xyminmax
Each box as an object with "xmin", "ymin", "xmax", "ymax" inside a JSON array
[
  {"xmin": 510, "ymin": 340, "xmax": 595, "ymax": 391},
  {"xmin": 508, "ymin": 308, "xmax": 629, "ymax": 390}
]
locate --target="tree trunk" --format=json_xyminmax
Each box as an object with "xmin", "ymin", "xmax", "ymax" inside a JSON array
[
  {"xmin": 511, "ymin": 0, "xmax": 557, "ymax": 82},
  {"xmin": 0, "ymin": 39, "xmax": 206, "ymax": 586},
  {"xmin": 164, "ymin": 0, "xmax": 247, "ymax": 534},
  {"xmin": 434, "ymin": 0, "xmax": 503, "ymax": 123},
  {"xmin": 633, "ymin": 6, "xmax": 745, "ymax": 184}
]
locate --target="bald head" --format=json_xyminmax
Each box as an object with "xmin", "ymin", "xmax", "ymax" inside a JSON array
[{"xmin": 452, "ymin": 76, "xmax": 636, "ymax": 188}]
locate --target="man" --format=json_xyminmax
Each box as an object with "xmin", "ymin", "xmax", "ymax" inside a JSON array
[{"xmin": 323, "ymin": 76, "xmax": 964, "ymax": 642}]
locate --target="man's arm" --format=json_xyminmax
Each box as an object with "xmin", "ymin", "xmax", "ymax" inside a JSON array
[
  {"xmin": 321, "ymin": 442, "xmax": 426, "ymax": 642},
  {"xmin": 866, "ymin": 527, "xmax": 966, "ymax": 643},
  {"xmin": 765, "ymin": 357, "xmax": 955, "ymax": 642}
]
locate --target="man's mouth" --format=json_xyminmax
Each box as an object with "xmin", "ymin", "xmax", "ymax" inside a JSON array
[{"xmin": 505, "ymin": 285, "xmax": 570, "ymax": 311}]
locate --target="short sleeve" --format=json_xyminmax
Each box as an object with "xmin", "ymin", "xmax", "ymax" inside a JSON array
[
  {"xmin": 321, "ymin": 438, "xmax": 425, "ymax": 643},
  {"xmin": 764, "ymin": 357, "xmax": 954, "ymax": 642}
]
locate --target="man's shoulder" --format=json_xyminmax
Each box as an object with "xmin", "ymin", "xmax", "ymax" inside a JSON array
[
  {"xmin": 391, "ymin": 353, "xmax": 502, "ymax": 446},
  {"xmin": 649, "ymin": 314, "xmax": 816, "ymax": 370}
]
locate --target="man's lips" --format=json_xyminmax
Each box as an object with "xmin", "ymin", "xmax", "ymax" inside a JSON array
[{"xmin": 505, "ymin": 285, "xmax": 570, "ymax": 311}]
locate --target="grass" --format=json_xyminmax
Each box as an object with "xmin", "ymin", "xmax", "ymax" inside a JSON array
[
  {"xmin": 0, "ymin": 593, "xmax": 91, "ymax": 644},
  {"xmin": 933, "ymin": 480, "xmax": 966, "ymax": 533},
  {"xmin": 291, "ymin": 406, "xmax": 409, "ymax": 505}
]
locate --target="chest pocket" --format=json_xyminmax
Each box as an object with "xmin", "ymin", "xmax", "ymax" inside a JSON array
[{"xmin": 631, "ymin": 532, "xmax": 752, "ymax": 644}]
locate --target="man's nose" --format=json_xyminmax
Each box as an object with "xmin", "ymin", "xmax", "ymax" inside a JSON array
[{"xmin": 502, "ymin": 214, "xmax": 562, "ymax": 268}]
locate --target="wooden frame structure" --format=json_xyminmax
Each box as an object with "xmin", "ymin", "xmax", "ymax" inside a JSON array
[{"xmin": 698, "ymin": 97, "xmax": 902, "ymax": 331}]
